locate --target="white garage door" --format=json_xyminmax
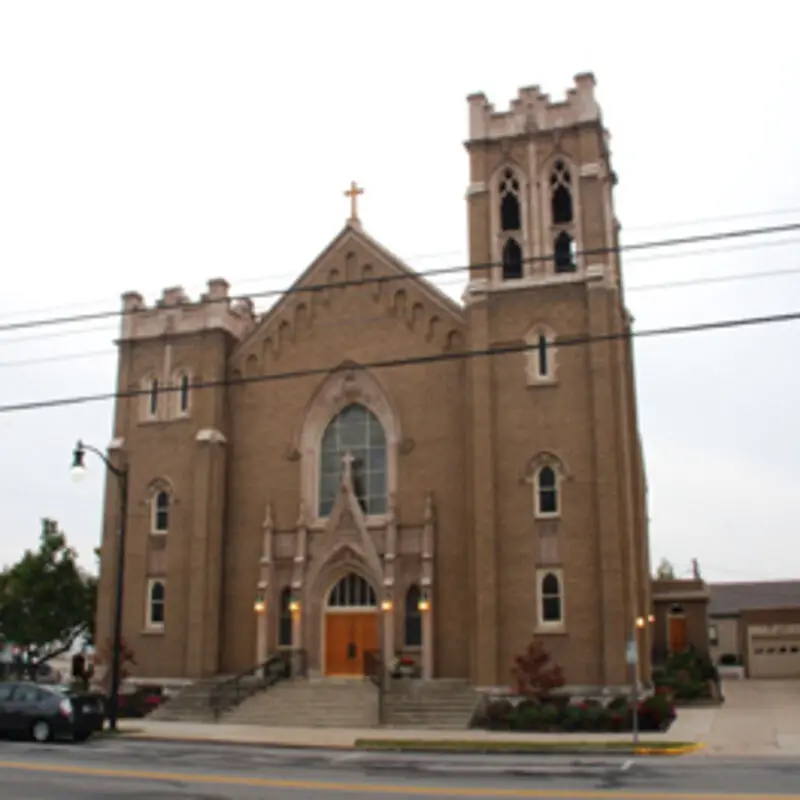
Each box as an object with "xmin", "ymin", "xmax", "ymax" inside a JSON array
[{"xmin": 749, "ymin": 635, "xmax": 800, "ymax": 678}]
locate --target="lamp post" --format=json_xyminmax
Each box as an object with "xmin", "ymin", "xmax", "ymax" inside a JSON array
[
  {"xmin": 629, "ymin": 616, "xmax": 647, "ymax": 749},
  {"xmin": 71, "ymin": 439, "xmax": 128, "ymax": 731}
]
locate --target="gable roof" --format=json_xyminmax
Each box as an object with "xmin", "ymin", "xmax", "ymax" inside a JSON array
[
  {"xmin": 231, "ymin": 221, "xmax": 464, "ymax": 359},
  {"xmin": 708, "ymin": 581, "xmax": 800, "ymax": 616}
]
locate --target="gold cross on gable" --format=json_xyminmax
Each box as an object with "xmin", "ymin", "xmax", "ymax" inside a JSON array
[{"xmin": 344, "ymin": 181, "xmax": 364, "ymax": 223}]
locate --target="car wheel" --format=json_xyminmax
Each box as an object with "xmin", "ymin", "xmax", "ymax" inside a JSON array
[{"xmin": 30, "ymin": 720, "xmax": 52, "ymax": 743}]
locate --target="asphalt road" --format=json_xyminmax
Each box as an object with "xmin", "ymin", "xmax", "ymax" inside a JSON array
[{"xmin": 0, "ymin": 737, "xmax": 799, "ymax": 799}]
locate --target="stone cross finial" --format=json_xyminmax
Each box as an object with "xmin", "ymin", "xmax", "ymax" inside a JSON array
[{"xmin": 344, "ymin": 181, "xmax": 364, "ymax": 223}]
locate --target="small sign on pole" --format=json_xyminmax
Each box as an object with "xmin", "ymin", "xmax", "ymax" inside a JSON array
[{"xmin": 627, "ymin": 635, "xmax": 640, "ymax": 749}]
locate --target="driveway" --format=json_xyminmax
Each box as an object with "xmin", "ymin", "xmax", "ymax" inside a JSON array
[{"xmin": 683, "ymin": 679, "xmax": 800, "ymax": 756}]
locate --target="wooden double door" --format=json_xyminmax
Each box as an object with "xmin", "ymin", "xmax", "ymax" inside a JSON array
[{"xmin": 324, "ymin": 612, "xmax": 379, "ymax": 676}]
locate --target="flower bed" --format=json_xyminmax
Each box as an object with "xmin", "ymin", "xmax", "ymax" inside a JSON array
[{"xmin": 473, "ymin": 690, "xmax": 676, "ymax": 733}]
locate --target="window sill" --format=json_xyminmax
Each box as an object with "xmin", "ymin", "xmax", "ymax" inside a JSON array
[
  {"xmin": 142, "ymin": 627, "xmax": 165, "ymax": 636},
  {"xmin": 149, "ymin": 530, "xmax": 168, "ymax": 537},
  {"xmin": 534, "ymin": 624, "xmax": 567, "ymax": 636},
  {"xmin": 526, "ymin": 377, "xmax": 559, "ymax": 388},
  {"xmin": 534, "ymin": 512, "xmax": 561, "ymax": 522}
]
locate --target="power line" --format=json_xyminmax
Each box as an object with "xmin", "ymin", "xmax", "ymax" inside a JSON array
[
  {"xmin": 1, "ymin": 308, "xmax": 798, "ymax": 415},
  {"xmin": 3, "ymin": 204, "xmax": 798, "ymax": 325},
  {"xmin": 4, "ymin": 259, "xmax": 800, "ymax": 368},
  {"xmin": 1, "ymin": 221, "xmax": 800, "ymax": 336},
  {"xmin": 4, "ymin": 232, "xmax": 800, "ymax": 352}
]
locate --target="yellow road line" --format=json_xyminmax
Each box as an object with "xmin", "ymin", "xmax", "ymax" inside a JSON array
[{"xmin": 1, "ymin": 759, "xmax": 799, "ymax": 799}]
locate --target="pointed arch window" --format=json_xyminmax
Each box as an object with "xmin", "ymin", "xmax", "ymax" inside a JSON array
[
  {"xmin": 554, "ymin": 231, "xmax": 576, "ymax": 273},
  {"xmin": 502, "ymin": 238, "xmax": 523, "ymax": 281},
  {"xmin": 550, "ymin": 160, "xmax": 574, "ymax": 225},
  {"xmin": 525, "ymin": 326, "xmax": 557, "ymax": 386},
  {"xmin": 278, "ymin": 586, "xmax": 293, "ymax": 647},
  {"xmin": 152, "ymin": 490, "xmax": 170, "ymax": 534},
  {"xmin": 149, "ymin": 378, "xmax": 159, "ymax": 416},
  {"xmin": 319, "ymin": 404, "xmax": 387, "ymax": 517},
  {"xmin": 536, "ymin": 334, "xmax": 549, "ymax": 378},
  {"xmin": 404, "ymin": 585, "xmax": 422, "ymax": 648},
  {"xmin": 499, "ymin": 169, "xmax": 522, "ymax": 232},
  {"xmin": 538, "ymin": 570, "xmax": 563, "ymax": 625},
  {"xmin": 147, "ymin": 579, "xmax": 166, "ymax": 628},
  {"xmin": 535, "ymin": 466, "xmax": 559, "ymax": 517},
  {"xmin": 327, "ymin": 573, "xmax": 377, "ymax": 608},
  {"xmin": 177, "ymin": 373, "xmax": 191, "ymax": 414}
]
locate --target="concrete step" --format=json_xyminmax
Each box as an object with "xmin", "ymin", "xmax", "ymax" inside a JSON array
[{"xmin": 222, "ymin": 679, "xmax": 379, "ymax": 728}]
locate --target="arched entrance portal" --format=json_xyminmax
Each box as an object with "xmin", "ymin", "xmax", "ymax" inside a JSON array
[{"xmin": 324, "ymin": 573, "xmax": 379, "ymax": 677}]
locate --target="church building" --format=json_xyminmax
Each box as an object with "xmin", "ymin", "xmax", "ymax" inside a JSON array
[{"xmin": 95, "ymin": 73, "xmax": 653, "ymax": 691}]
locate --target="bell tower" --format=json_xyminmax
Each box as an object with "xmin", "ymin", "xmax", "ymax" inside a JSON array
[{"xmin": 462, "ymin": 75, "xmax": 652, "ymax": 689}]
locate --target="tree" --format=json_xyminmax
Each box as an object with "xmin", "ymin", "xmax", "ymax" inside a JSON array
[
  {"xmin": 0, "ymin": 519, "xmax": 97, "ymax": 668},
  {"xmin": 511, "ymin": 638, "xmax": 565, "ymax": 700},
  {"xmin": 655, "ymin": 558, "xmax": 676, "ymax": 580}
]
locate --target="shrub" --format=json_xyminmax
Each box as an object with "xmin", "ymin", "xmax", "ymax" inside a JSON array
[
  {"xmin": 510, "ymin": 639, "xmax": 565, "ymax": 700},
  {"xmin": 638, "ymin": 692, "xmax": 675, "ymax": 730},
  {"xmin": 719, "ymin": 653, "xmax": 741, "ymax": 666},
  {"xmin": 484, "ymin": 698, "xmax": 514, "ymax": 730},
  {"xmin": 510, "ymin": 703, "xmax": 542, "ymax": 731}
]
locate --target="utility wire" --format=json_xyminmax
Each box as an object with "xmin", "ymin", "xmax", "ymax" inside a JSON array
[
  {"xmin": 5, "ymin": 232, "xmax": 800, "ymax": 350},
  {"xmin": 1, "ymin": 221, "xmax": 800, "ymax": 336},
  {"xmin": 3, "ymin": 204, "xmax": 798, "ymax": 325},
  {"xmin": 3, "ymin": 262, "xmax": 800, "ymax": 370},
  {"xmin": 1, "ymin": 308, "xmax": 798, "ymax": 415}
]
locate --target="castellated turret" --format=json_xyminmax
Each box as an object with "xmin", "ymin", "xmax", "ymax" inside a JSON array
[{"xmin": 119, "ymin": 278, "xmax": 257, "ymax": 342}]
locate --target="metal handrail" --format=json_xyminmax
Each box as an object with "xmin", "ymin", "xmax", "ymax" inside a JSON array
[{"xmin": 210, "ymin": 648, "xmax": 308, "ymax": 720}]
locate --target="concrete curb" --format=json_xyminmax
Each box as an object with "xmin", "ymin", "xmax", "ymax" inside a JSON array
[
  {"xmin": 634, "ymin": 742, "xmax": 705, "ymax": 756},
  {"xmin": 111, "ymin": 733, "xmax": 705, "ymax": 758},
  {"xmin": 354, "ymin": 742, "xmax": 707, "ymax": 757}
]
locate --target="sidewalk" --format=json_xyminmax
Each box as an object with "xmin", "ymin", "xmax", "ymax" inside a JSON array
[{"xmin": 118, "ymin": 717, "xmax": 705, "ymax": 752}]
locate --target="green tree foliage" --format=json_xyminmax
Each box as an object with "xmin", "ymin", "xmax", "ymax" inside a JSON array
[{"xmin": 0, "ymin": 518, "xmax": 97, "ymax": 666}]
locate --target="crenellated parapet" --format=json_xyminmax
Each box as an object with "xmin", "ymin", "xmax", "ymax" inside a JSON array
[
  {"xmin": 466, "ymin": 73, "xmax": 600, "ymax": 142},
  {"xmin": 119, "ymin": 278, "xmax": 257, "ymax": 342}
]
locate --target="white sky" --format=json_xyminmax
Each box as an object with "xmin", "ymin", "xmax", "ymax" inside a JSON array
[{"xmin": 0, "ymin": 2, "xmax": 798, "ymax": 587}]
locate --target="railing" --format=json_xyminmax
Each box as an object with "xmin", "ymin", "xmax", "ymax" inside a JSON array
[
  {"xmin": 210, "ymin": 648, "xmax": 308, "ymax": 721},
  {"xmin": 363, "ymin": 649, "xmax": 386, "ymax": 725}
]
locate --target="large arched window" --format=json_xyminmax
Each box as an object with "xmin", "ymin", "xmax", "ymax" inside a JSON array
[
  {"xmin": 319, "ymin": 404, "xmax": 387, "ymax": 517},
  {"xmin": 278, "ymin": 586, "xmax": 293, "ymax": 647},
  {"xmin": 404, "ymin": 585, "xmax": 422, "ymax": 647}
]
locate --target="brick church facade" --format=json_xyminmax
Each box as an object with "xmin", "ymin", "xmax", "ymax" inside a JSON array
[{"xmin": 95, "ymin": 73, "xmax": 653, "ymax": 690}]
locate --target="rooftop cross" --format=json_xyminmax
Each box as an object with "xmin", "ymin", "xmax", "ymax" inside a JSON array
[{"xmin": 344, "ymin": 181, "xmax": 364, "ymax": 224}]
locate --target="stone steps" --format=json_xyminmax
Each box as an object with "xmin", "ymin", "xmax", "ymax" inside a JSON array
[
  {"xmin": 222, "ymin": 679, "xmax": 379, "ymax": 728},
  {"xmin": 148, "ymin": 677, "xmax": 231, "ymax": 722},
  {"xmin": 383, "ymin": 679, "xmax": 480, "ymax": 729}
]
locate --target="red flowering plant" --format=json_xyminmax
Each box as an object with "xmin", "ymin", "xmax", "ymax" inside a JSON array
[{"xmin": 511, "ymin": 638, "xmax": 566, "ymax": 701}]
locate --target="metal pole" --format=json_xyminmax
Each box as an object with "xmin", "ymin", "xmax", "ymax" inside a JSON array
[
  {"xmin": 107, "ymin": 467, "xmax": 128, "ymax": 731},
  {"xmin": 631, "ymin": 631, "xmax": 640, "ymax": 749}
]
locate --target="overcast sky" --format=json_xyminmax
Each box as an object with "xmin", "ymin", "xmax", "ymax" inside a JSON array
[{"xmin": 0, "ymin": 2, "xmax": 797, "ymax": 589}]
